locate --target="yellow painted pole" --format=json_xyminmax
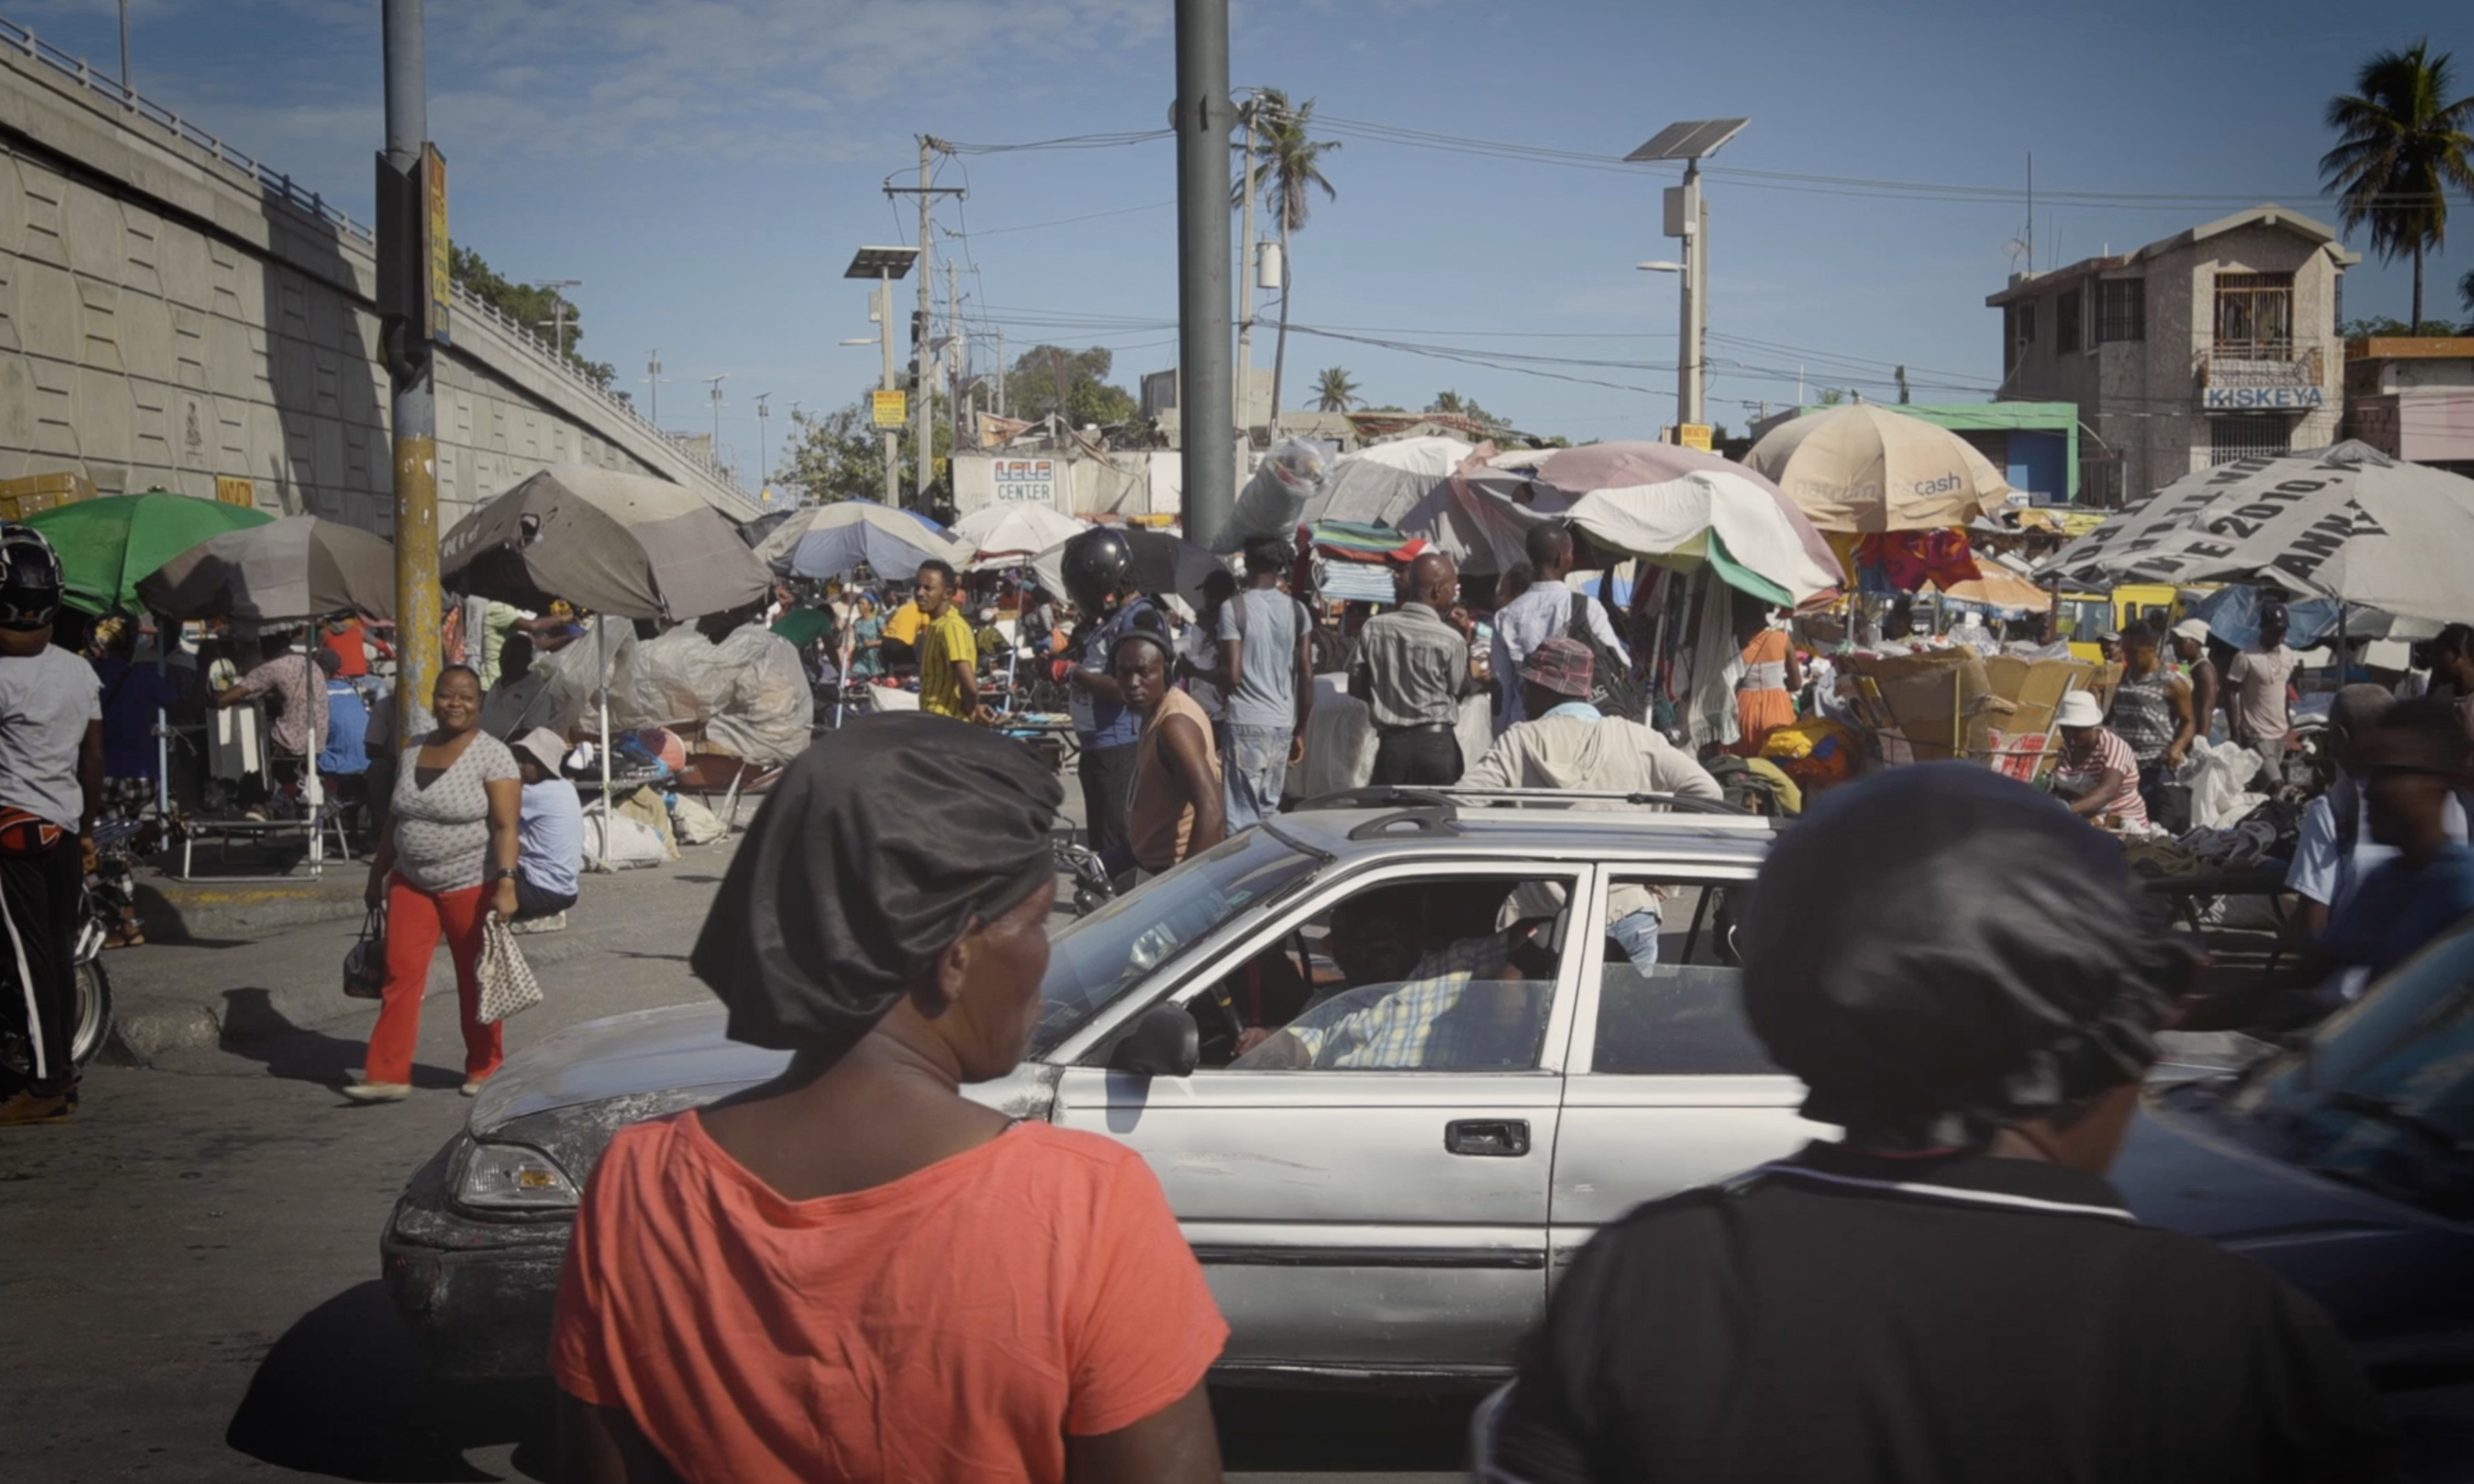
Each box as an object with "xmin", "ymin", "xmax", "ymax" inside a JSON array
[{"xmin": 392, "ymin": 435, "xmax": 439, "ymax": 734}]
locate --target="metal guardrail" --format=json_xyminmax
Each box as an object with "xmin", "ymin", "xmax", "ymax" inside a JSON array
[
  {"xmin": 0, "ymin": 15, "xmax": 373, "ymax": 243},
  {"xmin": 0, "ymin": 14, "xmax": 752, "ymax": 506}
]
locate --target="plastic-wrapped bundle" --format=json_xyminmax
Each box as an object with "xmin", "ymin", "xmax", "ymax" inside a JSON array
[
  {"xmin": 608, "ymin": 624, "xmax": 815, "ymax": 765},
  {"xmin": 1222, "ymin": 438, "xmax": 1329, "ymax": 551}
]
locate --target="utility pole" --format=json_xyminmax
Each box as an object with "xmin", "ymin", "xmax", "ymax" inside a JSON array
[
  {"xmin": 880, "ymin": 276, "xmax": 899, "ymax": 502},
  {"xmin": 755, "ymin": 393, "xmax": 771, "ymax": 496},
  {"xmin": 118, "ymin": 0, "xmax": 130, "ymax": 102},
  {"xmin": 946, "ymin": 260, "xmax": 963, "ymax": 457},
  {"xmin": 704, "ymin": 373, "xmax": 726, "ymax": 468},
  {"xmin": 532, "ymin": 279, "xmax": 582, "ymax": 360},
  {"xmin": 644, "ymin": 348, "xmax": 664, "ymax": 426},
  {"xmin": 380, "ymin": 0, "xmax": 439, "ymax": 741},
  {"xmin": 995, "ymin": 326, "xmax": 1007, "ymax": 418},
  {"xmin": 884, "ymin": 142, "xmax": 963, "ymax": 509},
  {"xmin": 1236, "ymin": 94, "xmax": 1256, "ymax": 436},
  {"xmin": 1173, "ymin": 0, "xmax": 1236, "ymax": 552}
]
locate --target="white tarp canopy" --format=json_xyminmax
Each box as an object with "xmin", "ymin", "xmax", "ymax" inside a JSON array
[
  {"xmin": 954, "ymin": 503, "xmax": 1085, "ymax": 567},
  {"xmin": 2039, "ymin": 442, "xmax": 2474, "ymax": 627},
  {"xmin": 1298, "ymin": 436, "xmax": 1477, "ymax": 528}
]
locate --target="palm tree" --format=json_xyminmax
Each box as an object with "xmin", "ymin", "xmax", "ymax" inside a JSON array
[
  {"xmin": 1313, "ymin": 366, "xmax": 1360, "ymax": 413},
  {"xmin": 1233, "ymin": 89, "xmax": 1339, "ymax": 425},
  {"xmin": 2320, "ymin": 40, "xmax": 2474, "ymax": 332}
]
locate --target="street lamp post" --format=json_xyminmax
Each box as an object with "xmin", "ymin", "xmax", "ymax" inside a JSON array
[
  {"xmin": 703, "ymin": 373, "xmax": 726, "ymax": 470},
  {"xmin": 1627, "ymin": 119, "xmax": 1748, "ymax": 438},
  {"xmin": 755, "ymin": 393, "xmax": 771, "ymax": 498},
  {"xmin": 644, "ymin": 348, "xmax": 664, "ymax": 427},
  {"xmin": 845, "ymin": 246, "xmax": 920, "ymax": 507}
]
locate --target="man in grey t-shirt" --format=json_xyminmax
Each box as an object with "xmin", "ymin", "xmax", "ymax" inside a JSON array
[
  {"xmin": 0, "ymin": 526, "xmax": 102, "ymax": 1124},
  {"xmin": 1214, "ymin": 538, "xmax": 1314, "ymax": 831}
]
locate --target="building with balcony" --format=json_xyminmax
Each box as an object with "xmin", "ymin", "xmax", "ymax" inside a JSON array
[
  {"xmin": 1985, "ymin": 206, "xmax": 2356, "ymax": 503},
  {"xmin": 2344, "ymin": 336, "xmax": 2474, "ymax": 476}
]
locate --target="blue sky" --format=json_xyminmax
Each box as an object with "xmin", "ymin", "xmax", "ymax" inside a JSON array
[{"xmin": 20, "ymin": 0, "xmax": 2468, "ymax": 471}]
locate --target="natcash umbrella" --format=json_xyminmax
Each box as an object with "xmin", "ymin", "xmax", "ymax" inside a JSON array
[
  {"xmin": 21, "ymin": 491, "xmax": 274, "ymax": 615},
  {"xmin": 1531, "ymin": 441, "xmax": 1843, "ymax": 605},
  {"xmin": 755, "ymin": 499, "xmax": 969, "ymax": 582},
  {"xmin": 1743, "ymin": 405, "xmax": 2010, "ymax": 533},
  {"xmin": 138, "ymin": 515, "xmax": 394, "ymax": 623},
  {"xmin": 2038, "ymin": 441, "xmax": 2474, "ymax": 627},
  {"xmin": 444, "ymin": 464, "xmax": 771, "ymax": 621},
  {"xmin": 954, "ymin": 503, "xmax": 1083, "ymax": 566}
]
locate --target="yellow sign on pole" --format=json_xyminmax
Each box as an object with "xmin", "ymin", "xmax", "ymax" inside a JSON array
[
  {"xmin": 1677, "ymin": 423, "xmax": 1713, "ymax": 452},
  {"xmin": 423, "ymin": 143, "xmax": 451, "ymax": 346},
  {"xmin": 215, "ymin": 476, "xmax": 254, "ymax": 508},
  {"xmin": 871, "ymin": 390, "xmax": 907, "ymax": 429}
]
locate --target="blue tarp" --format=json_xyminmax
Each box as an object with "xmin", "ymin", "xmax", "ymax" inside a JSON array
[{"xmin": 2187, "ymin": 585, "xmax": 2368, "ymax": 651}]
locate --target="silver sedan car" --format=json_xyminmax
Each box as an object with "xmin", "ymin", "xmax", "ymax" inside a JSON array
[{"xmin": 384, "ymin": 795, "xmax": 1819, "ymax": 1386}]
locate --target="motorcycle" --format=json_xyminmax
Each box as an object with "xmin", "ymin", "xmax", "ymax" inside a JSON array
[
  {"xmin": 1054, "ymin": 838, "xmax": 1114, "ymax": 917},
  {"xmin": 0, "ymin": 822, "xmax": 129, "ymax": 1077}
]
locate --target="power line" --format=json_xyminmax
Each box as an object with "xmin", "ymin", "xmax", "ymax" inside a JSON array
[{"xmin": 944, "ymin": 200, "xmax": 1176, "ymax": 237}]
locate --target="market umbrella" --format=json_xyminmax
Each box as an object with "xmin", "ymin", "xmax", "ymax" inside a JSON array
[
  {"xmin": 1535, "ymin": 441, "xmax": 1844, "ymax": 605},
  {"xmin": 755, "ymin": 499, "xmax": 969, "ymax": 582},
  {"xmin": 443, "ymin": 464, "xmax": 770, "ymax": 622},
  {"xmin": 1030, "ymin": 527, "xmax": 1224, "ymax": 612},
  {"xmin": 2039, "ymin": 442, "xmax": 2474, "ymax": 627},
  {"xmin": 21, "ymin": 491, "xmax": 275, "ymax": 615},
  {"xmin": 954, "ymin": 503, "xmax": 1083, "ymax": 565},
  {"xmin": 1299, "ymin": 436, "xmax": 1477, "ymax": 528},
  {"xmin": 1928, "ymin": 569, "xmax": 2053, "ymax": 613},
  {"xmin": 1742, "ymin": 405, "xmax": 2010, "ymax": 533},
  {"xmin": 138, "ymin": 515, "xmax": 393, "ymax": 622}
]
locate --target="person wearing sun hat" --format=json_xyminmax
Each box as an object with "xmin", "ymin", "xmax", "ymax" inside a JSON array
[
  {"xmin": 2051, "ymin": 688, "xmax": 2146, "ymax": 827},
  {"xmin": 2170, "ymin": 616, "xmax": 2222, "ymax": 741},
  {"xmin": 507, "ymin": 727, "xmax": 582, "ymax": 931}
]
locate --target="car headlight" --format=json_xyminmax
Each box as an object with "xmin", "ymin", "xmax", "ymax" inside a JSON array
[{"xmin": 456, "ymin": 1140, "xmax": 581, "ymax": 1210}]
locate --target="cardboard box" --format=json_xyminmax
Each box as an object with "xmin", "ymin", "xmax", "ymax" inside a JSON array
[{"xmin": 0, "ymin": 471, "xmax": 98, "ymax": 522}]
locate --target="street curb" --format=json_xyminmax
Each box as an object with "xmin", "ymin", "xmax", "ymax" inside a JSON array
[
  {"xmin": 133, "ymin": 876, "xmax": 371, "ymax": 943},
  {"xmin": 102, "ymin": 926, "xmax": 594, "ymax": 1065}
]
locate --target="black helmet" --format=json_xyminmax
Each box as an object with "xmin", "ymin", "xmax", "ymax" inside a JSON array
[
  {"xmin": 0, "ymin": 523, "xmax": 64, "ymax": 631},
  {"xmin": 1060, "ymin": 527, "xmax": 1134, "ymax": 613}
]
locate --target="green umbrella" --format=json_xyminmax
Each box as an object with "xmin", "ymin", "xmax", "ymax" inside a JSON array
[{"xmin": 21, "ymin": 491, "xmax": 275, "ymax": 615}]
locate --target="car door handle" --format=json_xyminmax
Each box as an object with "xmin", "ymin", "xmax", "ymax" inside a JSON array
[{"xmin": 1445, "ymin": 1119, "xmax": 1531, "ymax": 1158}]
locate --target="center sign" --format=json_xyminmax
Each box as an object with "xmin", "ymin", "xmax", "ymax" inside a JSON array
[{"xmin": 993, "ymin": 457, "xmax": 1060, "ymax": 505}]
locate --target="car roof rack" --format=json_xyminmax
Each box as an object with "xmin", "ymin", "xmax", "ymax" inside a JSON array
[{"xmin": 1291, "ymin": 785, "xmax": 1752, "ymax": 820}]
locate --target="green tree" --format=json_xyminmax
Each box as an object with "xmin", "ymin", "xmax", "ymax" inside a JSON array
[
  {"xmin": 1425, "ymin": 389, "xmax": 1503, "ymax": 427},
  {"xmin": 2320, "ymin": 40, "xmax": 2474, "ymax": 332},
  {"xmin": 2460, "ymin": 266, "xmax": 2474, "ymax": 327},
  {"xmin": 778, "ymin": 394, "xmax": 951, "ymax": 506},
  {"xmin": 448, "ymin": 245, "xmax": 617, "ymax": 388},
  {"xmin": 1003, "ymin": 346, "xmax": 1139, "ymax": 429},
  {"xmin": 1234, "ymin": 89, "xmax": 1340, "ymax": 424},
  {"xmin": 1894, "ymin": 366, "xmax": 1912, "ymax": 404},
  {"xmin": 1816, "ymin": 388, "xmax": 1847, "ymax": 407},
  {"xmin": 1313, "ymin": 366, "xmax": 1361, "ymax": 412},
  {"xmin": 2340, "ymin": 315, "xmax": 2464, "ymax": 337}
]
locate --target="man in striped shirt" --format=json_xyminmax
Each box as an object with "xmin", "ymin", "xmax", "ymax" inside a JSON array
[{"xmin": 2053, "ymin": 689, "xmax": 2147, "ymax": 827}]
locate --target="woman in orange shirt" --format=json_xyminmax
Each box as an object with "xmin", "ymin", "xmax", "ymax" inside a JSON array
[
  {"xmin": 1732, "ymin": 595, "xmax": 1803, "ymax": 757},
  {"xmin": 552, "ymin": 714, "xmax": 1227, "ymax": 1484}
]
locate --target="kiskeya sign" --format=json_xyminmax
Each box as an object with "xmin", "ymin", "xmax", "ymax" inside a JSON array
[{"xmin": 2202, "ymin": 386, "xmax": 2325, "ymax": 411}]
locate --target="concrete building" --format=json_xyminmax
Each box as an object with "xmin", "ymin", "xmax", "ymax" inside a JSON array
[
  {"xmin": 1745, "ymin": 400, "xmax": 2082, "ymax": 506},
  {"xmin": 2344, "ymin": 336, "xmax": 2474, "ymax": 476},
  {"xmin": 1985, "ymin": 206, "xmax": 2357, "ymax": 503},
  {"xmin": 0, "ymin": 26, "xmax": 751, "ymax": 532}
]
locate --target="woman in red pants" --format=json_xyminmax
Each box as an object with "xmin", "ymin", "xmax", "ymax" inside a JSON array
[{"xmin": 349, "ymin": 664, "xmax": 522, "ymax": 1102}]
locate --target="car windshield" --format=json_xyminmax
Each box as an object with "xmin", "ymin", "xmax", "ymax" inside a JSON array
[
  {"xmin": 1033, "ymin": 830, "xmax": 1320, "ymax": 1056},
  {"xmin": 2227, "ymin": 919, "xmax": 2474, "ymax": 1220}
]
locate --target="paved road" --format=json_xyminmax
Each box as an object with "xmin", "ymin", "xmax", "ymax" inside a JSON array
[{"xmin": 0, "ymin": 840, "xmax": 1468, "ymax": 1483}]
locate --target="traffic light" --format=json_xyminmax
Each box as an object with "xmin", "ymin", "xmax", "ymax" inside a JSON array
[{"xmin": 909, "ymin": 310, "xmax": 927, "ymax": 346}]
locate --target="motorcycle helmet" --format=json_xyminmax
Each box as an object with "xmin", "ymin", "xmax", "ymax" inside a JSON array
[
  {"xmin": 0, "ymin": 523, "xmax": 64, "ymax": 632},
  {"xmin": 1060, "ymin": 527, "xmax": 1134, "ymax": 615}
]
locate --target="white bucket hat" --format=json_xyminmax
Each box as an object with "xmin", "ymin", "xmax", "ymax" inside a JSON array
[{"xmin": 2055, "ymin": 691, "xmax": 2105, "ymax": 730}]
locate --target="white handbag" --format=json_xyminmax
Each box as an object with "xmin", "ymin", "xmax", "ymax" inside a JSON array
[{"xmin": 477, "ymin": 914, "xmax": 543, "ymax": 1023}]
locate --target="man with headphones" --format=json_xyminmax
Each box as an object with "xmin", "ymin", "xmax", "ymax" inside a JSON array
[{"xmin": 0, "ymin": 524, "xmax": 103, "ymax": 1125}]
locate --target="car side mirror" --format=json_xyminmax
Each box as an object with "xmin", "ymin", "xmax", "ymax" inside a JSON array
[{"xmin": 1108, "ymin": 1005, "xmax": 1198, "ymax": 1078}]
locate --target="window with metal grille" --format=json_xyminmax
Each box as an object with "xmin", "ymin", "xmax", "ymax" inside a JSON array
[
  {"xmin": 2096, "ymin": 279, "xmax": 2144, "ymax": 342},
  {"xmin": 2213, "ymin": 272, "xmax": 2293, "ymax": 358},
  {"xmin": 2056, "ymin": 290, "xmax": 2082, "ymax": 353},
  {"xmin": 2208, "ymin": 413, "xmax": 2292, "ymax": 465}
]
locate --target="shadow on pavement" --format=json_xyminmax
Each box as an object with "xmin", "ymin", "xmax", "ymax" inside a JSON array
[
  {"xmin": 218, "ymin": 988, "xmax": 466, "ymax": 1091},
  {"xmin": 226, "ymin": 1280, "xmax": 555, "ymax": 1481},
  {"xmin": 1211, "ymin": 1385, "xmax": 1473, "ymax": 1472}
]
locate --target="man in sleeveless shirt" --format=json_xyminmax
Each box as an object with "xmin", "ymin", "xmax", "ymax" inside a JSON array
[{"xmin": 1112, "ymin": 630, "xmax": 1222, "ymax": 885}]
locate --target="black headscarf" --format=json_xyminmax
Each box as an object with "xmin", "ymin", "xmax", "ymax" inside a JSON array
[
  {"xmin": 690, "ymin": 713, "xmax": 1062, "ymax": 1061},
  {"xmin": 1739, "ymin": 763, "xmax": 2183, "ymax": 1153}
]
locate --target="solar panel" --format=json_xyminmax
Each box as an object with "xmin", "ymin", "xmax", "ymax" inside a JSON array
[
  {"xmin": 1626, "ymin": 118, "xmax": 1751, "ymax": 163},
  {"xmin": 843, "ymin": 246, "xmax": 921, "ymax": 279}
]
